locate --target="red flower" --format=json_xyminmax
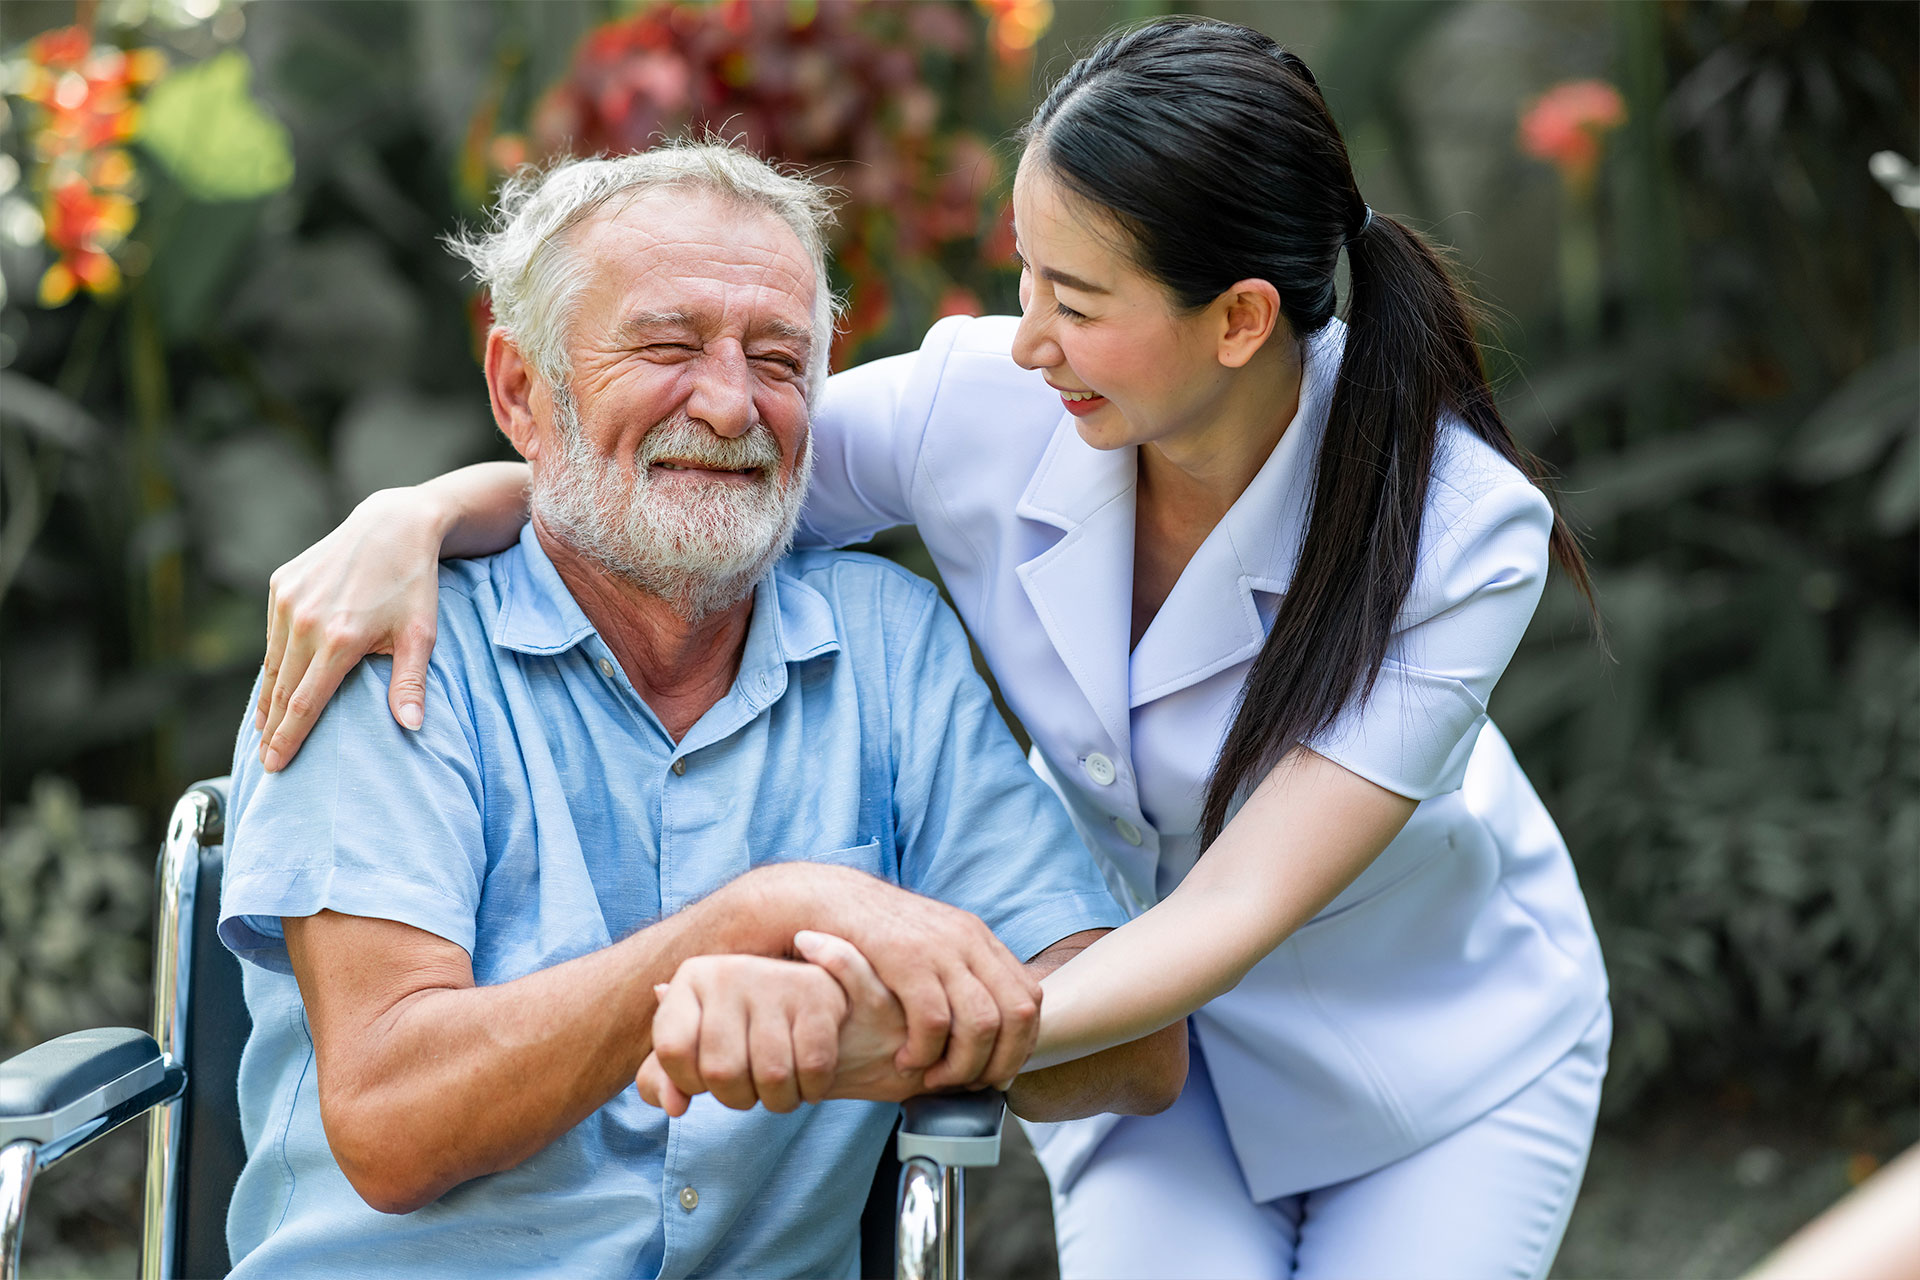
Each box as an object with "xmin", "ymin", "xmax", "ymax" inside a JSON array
[
  {"xmin": 1519, "ymin": 80, "xmax": 1627, "ymax": 192},
  {"xmin": 17, "ymin": 30, "xmax": 165, "ymax": 306},
  {"xmin": 27, "ymin": 26, "xmax": 92, "ymax": 72},
  {"xmin": 934, "ymin": 285, "xmax": 982, "ymax": 319}
]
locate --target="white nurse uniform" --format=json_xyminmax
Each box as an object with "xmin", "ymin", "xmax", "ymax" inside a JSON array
[{"xmin": 801, "ymin": 315, "xmax": 1610, "ymax": 1274}]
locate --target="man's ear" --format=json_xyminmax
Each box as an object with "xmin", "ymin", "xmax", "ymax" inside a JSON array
[
  {"xmin": 485, "ymin": 330, "xmax": 546, "ymax": 462},
  {"xmin": 1214, "ymin": 279, "xmax": 1285, "ymax": 370}
]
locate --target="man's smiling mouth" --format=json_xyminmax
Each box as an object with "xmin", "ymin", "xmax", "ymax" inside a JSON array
[{"xmin": 653, "ymin": 460, "xmax": 761, "ymax": 476}]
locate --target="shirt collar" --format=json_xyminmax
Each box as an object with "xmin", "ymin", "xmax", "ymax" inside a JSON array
[{"xmin": 491, "ymin": 522, "xmax": 841, "ymax": 672}]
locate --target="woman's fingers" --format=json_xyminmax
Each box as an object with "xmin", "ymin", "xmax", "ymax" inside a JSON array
[
  {"xmin": 698, "ymin": 990, "xmax": 756, "ymax": 1111},
  {"xmin": 636, "ymin": 1053, "xmax": 693, "ymax": 1117},
  {"xmin": 651, "ymin": 979, "xmax": 708, "ymax": 1105},
  {"xmin": 258, "ymin": 579, "xmax": 289, "ymax": 732},
  {"xmin": 259, "ymin": 624, "xmax": 319, "ymax": 770},
  {"xmin": 387, "ymin": 620, "xmax": 437, "ymax": 732},
  {"xmin": 261, "ymin": 643, "xmax": 359, "ymax": 772},
  {"xmin": 747, "ymin": 1007, "xmax": 802, "ymax": 1114},
  {"xmin": 791, "ymin": 1000, "xmax": 842, "ymax": 1105},
  {"xmin": 794, "ymin": 931, "xmax": 888, "ymax": 1005}
]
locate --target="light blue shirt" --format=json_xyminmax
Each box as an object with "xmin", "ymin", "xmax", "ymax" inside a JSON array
[{"xmin": 217, "ymin": 524, "xmax": 1124, "ymax": 1279}]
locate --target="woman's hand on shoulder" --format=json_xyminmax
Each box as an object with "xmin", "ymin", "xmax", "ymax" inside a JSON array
[{"xmin": 256, "ymin": 486, "xmax": 453, "ymax": 771}]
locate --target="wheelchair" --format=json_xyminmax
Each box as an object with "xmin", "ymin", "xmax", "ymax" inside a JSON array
[{"xmin": 1, "ymin": 778, "xmax": 1004, "ymax": 1280}]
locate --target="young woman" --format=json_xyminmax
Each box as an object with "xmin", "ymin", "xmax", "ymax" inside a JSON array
[{"xmin": 256, "ymin": 19, "xmax": 1609, "ymax": 1278}]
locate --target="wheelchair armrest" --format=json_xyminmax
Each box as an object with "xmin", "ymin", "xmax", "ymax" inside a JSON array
[
  {"xmin": 0, "ymin": 1028, "xmax": 177, "ymax": 1148},
  {"xmin": 897, "ymin": 1089, "xmax": 1005, "ymax": 1169}
]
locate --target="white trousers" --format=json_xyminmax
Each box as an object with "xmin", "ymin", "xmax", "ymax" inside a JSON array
[{"xmin": 1052, "ymin": 1008, "xmax": 1610, "ymax": 1280}]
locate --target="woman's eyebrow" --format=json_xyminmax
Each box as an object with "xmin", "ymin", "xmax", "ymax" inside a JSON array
[{"xmin": 1040, "ymin": 266, "xmax": 1109, "ymax": 295}]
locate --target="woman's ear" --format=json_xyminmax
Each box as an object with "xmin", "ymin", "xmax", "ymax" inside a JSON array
[
  {"xmin": 485, "ymin": 330, "xmax": 546, "ymax": 462},
  {"xmin": 1214, "ymin": 279, "xmax": 1285, "ymax": 369}
]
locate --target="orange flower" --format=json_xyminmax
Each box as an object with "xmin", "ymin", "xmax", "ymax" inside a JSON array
[
  {"xmin": 1519, "ymin": 79, "xmax": 1627, "ymax": 192},
  {"xmin": 975, "ymin": 0, "xmax": 1052, "ymax": 64},
  {"xmin": 27, "ymin": 26, "xmax": 92, "ymax": 72},
  {"xmin": 38, "ymin": 173, "xmax": 136, "ymax": 303},
  {"xmin": 15, "ymin": 29, "xmax": 167, "ymax": 306},
  {"xmin": 934, "ymin": 285, "xmax": 982, "ymax": 319}
]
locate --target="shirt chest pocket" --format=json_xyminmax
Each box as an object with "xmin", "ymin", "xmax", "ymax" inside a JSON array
[{"xmin": 756, "ymin": 837, "xmax": 895, "ymax": 884}]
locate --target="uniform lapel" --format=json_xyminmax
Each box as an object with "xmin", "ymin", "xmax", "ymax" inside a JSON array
[
  {"xmin": 1014, "ymin": 414, "xmax": 1138, "ymax": 758},
  {"xmin": 1128, "ymin": 322, "xmax": 1344, "ymax": 708}
]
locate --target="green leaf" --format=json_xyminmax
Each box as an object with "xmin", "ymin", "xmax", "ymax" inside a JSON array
[
  {"xmin": 1785, "ymin": 346, "xmax": 1920, "ymax": 483},
  {"xmin": 137, "ymin": 51, "xmax": 294, "ymax": 201}
]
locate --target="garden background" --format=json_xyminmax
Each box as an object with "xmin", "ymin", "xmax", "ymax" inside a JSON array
[{"xmin": 0, "ymin": 0, "xmax": 1914, "ymax": 1276}]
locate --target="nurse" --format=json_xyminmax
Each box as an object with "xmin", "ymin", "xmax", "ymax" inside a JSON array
[{"xmin": 256, "ymin": 18, "xmax": 1610, "ymax": 1279}]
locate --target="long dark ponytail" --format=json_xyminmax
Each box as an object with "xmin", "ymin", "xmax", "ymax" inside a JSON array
[{"xmin": 1026, "ymin": 17, "xmax": 1597, "ymax": 847}]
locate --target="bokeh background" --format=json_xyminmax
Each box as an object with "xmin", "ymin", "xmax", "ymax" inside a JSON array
[{"xmin": 0, "ymin": 1, "xmax": 1914, "ymax": 1276}]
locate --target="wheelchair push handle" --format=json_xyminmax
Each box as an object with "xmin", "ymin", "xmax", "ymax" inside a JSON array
[
  {"xmin": 896, "ymin": 1088, "xmax": 1005, "ymax": 1167},
  {"xmin": 896, "ymin": 1089, "xmax": 1005, "ymax": 1280}
]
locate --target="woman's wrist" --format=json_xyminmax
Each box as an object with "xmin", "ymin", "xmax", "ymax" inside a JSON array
[{"xmin": 352, "ymin": 483, "xmax": 458, "ymax": 551}]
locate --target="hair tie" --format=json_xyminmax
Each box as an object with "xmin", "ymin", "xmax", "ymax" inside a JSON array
[{"xmin": 1348, "ymin": 204, "xmax": 1373, "ymax": 244}]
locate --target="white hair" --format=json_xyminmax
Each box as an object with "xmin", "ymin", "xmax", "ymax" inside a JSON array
[{"xmin": 447, "ymin": 142, "xmax": 842, "ymax": 401}]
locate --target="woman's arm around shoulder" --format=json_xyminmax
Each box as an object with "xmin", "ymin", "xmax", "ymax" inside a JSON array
[{"xmin": 256, "ymin": 461, "xmax": 529, "ymax": 771}]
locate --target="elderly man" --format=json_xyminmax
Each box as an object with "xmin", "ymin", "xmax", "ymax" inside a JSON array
[{"xmin": 216, "ymin": 145, "xmax": 1181, "ymax": 1278}]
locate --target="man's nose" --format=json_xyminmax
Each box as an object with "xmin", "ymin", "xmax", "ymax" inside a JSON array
[
  {"xmin": 686, "ymin": 341, "xmax": 755, "ymax": 438},
  {"xmin": 1009, "ymin": 305, "xmax": 1060, "ymax": 373}
]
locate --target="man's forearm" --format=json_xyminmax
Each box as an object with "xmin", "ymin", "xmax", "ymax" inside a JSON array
[
  {"xmin": 1003, "ymin": 1019, "xmax": 1187, "ymax": 1121},
  {"xmin": 1001, "ymin": 932, "xmax": 1189, "ymax": 1123},
  {"xmin": 292, "ymin": 868, "xmax": 816, "ymax": 1212}
]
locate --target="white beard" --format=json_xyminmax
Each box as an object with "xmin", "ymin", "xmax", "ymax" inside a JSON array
[{"xmin": 532, "ymin": 391, "xmax": 813, "ymax": 621}]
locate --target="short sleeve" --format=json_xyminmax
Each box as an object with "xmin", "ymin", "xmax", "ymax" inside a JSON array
[
  {"xmin": 1307, "ymin": 475, "xmax": 1553, "ymax": 800},
  {"xmin": 885, "ymin": 585, "xmax": 1126, "ymax": 960},
  {"xmin": 797, "ymin": 316, "xmax": 972, "ymax": 549},
  {"xmin": 218, "ymin": 656, "xmax": 488, "ymax": 974}
]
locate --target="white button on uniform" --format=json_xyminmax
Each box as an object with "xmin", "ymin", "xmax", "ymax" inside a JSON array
[
  {"xmin": 1084, "ymin": 753, "xmax": 1116, "ymax": 786},
  {"xmin": 679, "ymin": 1185, "xmax": 699, "ymax": 1212},
  {"xmin": 1114, "ymin": 817, "xmax": 1143, "ymax": 846},
  {"xmin": 671, "ymin": 758, "xmax": 687, "ymax": 776},
  {"xmin": 597, "ymin": 658, "xmax": 616, "ymax": 679}
]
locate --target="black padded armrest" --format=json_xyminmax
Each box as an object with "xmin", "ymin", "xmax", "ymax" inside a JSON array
[
  {"xmin": 897, "ymin": 1089, "xmax": 1005, "ymax": 1168},
  {"xmin": 0, "ymin": 1027, "xmax": 168, "ymax": 1145}
]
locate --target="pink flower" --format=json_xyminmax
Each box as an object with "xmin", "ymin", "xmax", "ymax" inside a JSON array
[{"xmin": 1519, "ymin": 79, "xmax": 1627, "ymax": 191}]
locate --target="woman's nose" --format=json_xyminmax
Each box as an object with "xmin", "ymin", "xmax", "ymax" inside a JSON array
[{"xmin": 1010, "ymin": 305, "xmax": 1060, "ymax": 372}]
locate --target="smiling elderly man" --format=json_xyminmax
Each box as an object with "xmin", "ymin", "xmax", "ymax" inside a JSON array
[{"xmin": 216, "ymin": 145, "xmax": 1181, "ymax": 1278}]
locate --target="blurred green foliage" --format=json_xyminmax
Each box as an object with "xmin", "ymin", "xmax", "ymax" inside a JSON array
[{"xmin": 0, "ymin": 0, "xmax": 1914, "ymax": 1269}]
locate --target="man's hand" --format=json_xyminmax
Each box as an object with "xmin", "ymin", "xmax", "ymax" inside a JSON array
[
  {"xmin": 635, "ymin": 937, "xmax": 932, "ymax": 1115},
  {"xmin": 638, "ymin": 956, "xmax": 848, "ymax": 1117},
  {"xmin": 759, "ymin": 865, "xmax": 1041, "ymax": 1091}
]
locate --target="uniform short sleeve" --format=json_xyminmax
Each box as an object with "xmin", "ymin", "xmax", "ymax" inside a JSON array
[
  {"xmin": 885, "ymin": 582, "xmax": 1126, "ymax": 960},
  {"xmin": 218, "ymin": 656, "xmax": 488, "ymax": 974},
  {"xmin": 1307, "ymin": 474, "xmax": 1553, "ymax": 800},
  {"xmin": 797, "ymin": 315, "xmax": 972, "ymax": 549}
]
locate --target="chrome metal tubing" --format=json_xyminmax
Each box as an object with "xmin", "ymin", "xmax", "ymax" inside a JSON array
[
  {"xmin": 896, "ymin": 1155, "xmax": 942, "ymax": 1280},
  {"xmin": 140, "ymin": 786, "xmax": 218, "ymax": 1280},
  {"xmin": 941, "ymin": 1165, "xmax": 964, "ymax": 1280},
  {"xmin": 1, "ymin": 1139, "xmax": 38, "ymax": 1280}
]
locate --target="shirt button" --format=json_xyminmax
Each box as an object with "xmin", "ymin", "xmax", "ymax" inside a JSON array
[
  {"xmin": 671, "ymin": 758, "xmax": 687, "ymax": 776},
  {"xmin": 597, "ymin": 658, "xmax": 616, "ymax": 679},
  {"xmin": 679, "ymin": 1185, "xmax": 699, "ymax": 1212},
  {"xmin": 1084, "ymin": 753, "xmax": 1116, "ymax": 786},
  {"xmin": 1114, "ymin": 817, "xmax": 1143, "ymax": 846}
]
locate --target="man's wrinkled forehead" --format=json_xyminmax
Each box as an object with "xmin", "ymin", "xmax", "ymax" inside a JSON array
[{"xmin": 569, "ymin": 188, "xmax": 816, "ymax": 339}]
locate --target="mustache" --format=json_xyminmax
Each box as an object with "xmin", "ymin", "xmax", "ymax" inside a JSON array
[{"xmin": 634, "ymin": 415, "xmax": 783, "ymax": 474}]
